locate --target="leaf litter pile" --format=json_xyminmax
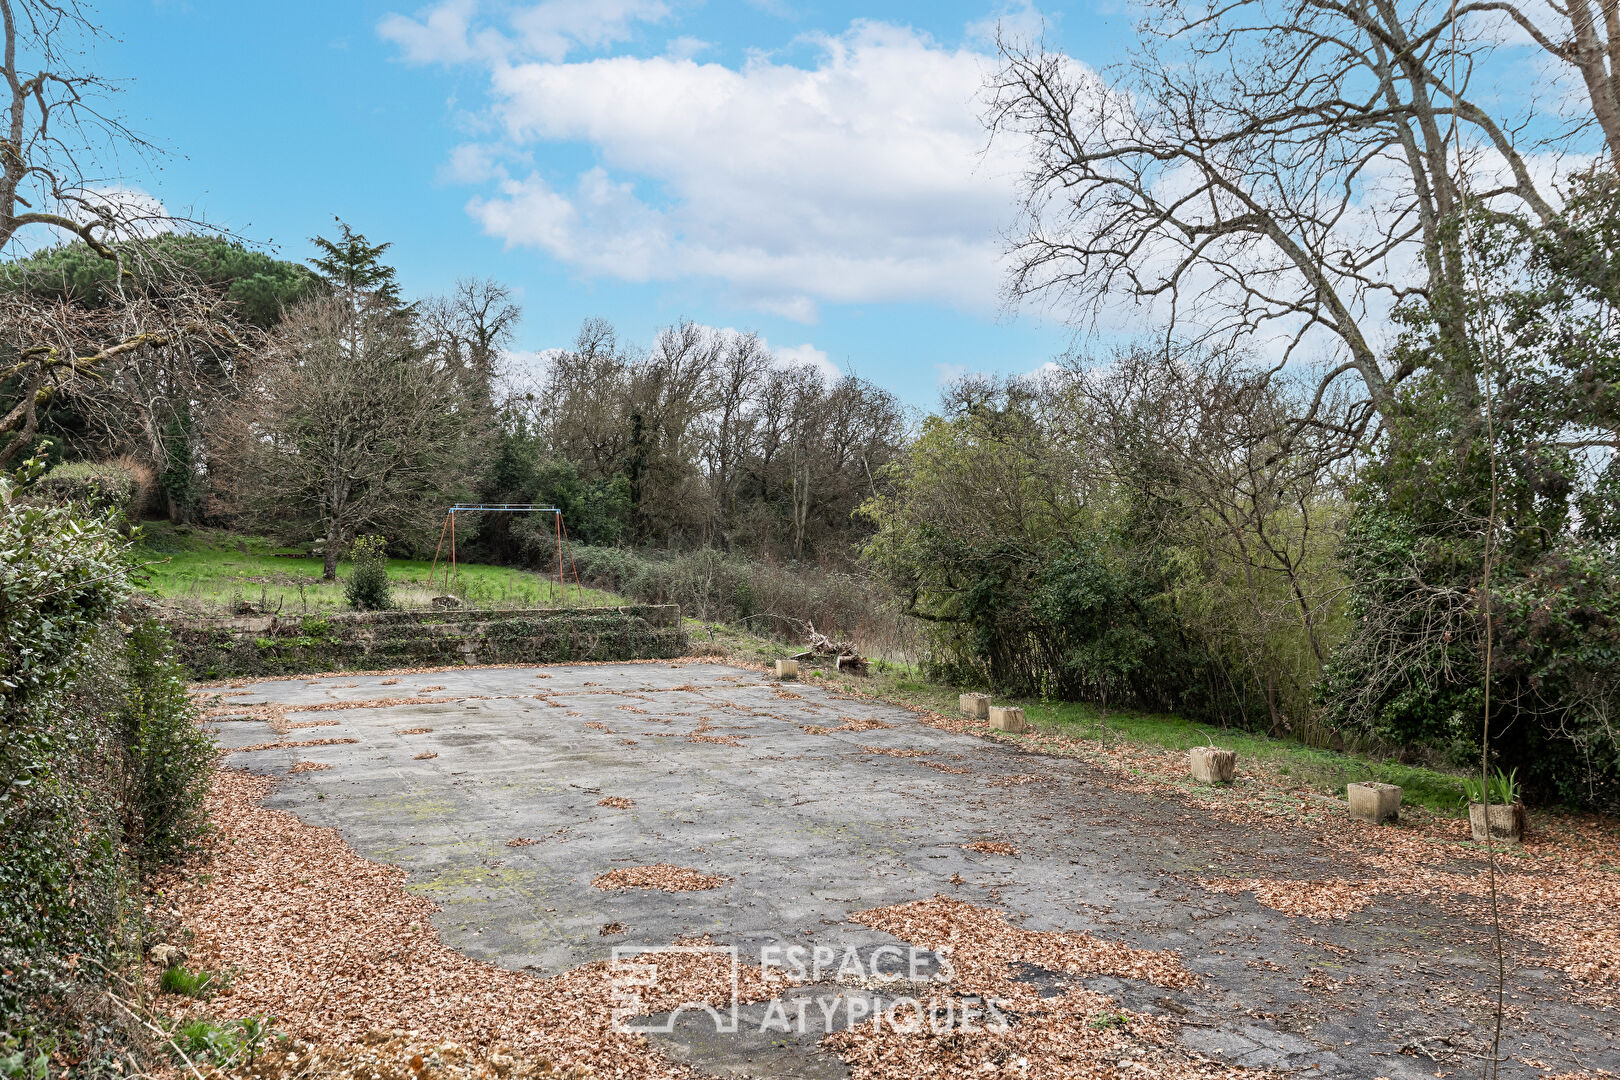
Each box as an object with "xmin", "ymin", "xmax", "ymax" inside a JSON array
[
  {"xmin": 590, "ymin": 865, "xmax": 726, "ymax": 892},
  {"xmin": 827, "ymin": 896, "xmax": 1257, "ymax": 1080},
  {"xmin": 158, "ymin": 771, "xmax": 784, "ymax": 1079}
]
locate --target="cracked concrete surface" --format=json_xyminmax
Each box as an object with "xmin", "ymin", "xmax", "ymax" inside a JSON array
[{"xmin": 210, "ymin": 662, "xmax": 1620, "ymax": 1078}]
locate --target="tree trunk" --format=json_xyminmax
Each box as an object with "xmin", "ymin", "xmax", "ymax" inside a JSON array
[{"xmin": 323, "ymin": 523, "xmax": 341, "ymax": 581}]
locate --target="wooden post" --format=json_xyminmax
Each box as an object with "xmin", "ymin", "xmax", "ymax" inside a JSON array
[{"xmin": 450, "ymin": 512, "xmax": 457, "ymax": 589}]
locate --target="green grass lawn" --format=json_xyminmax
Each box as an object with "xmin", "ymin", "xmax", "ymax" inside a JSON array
[
  {"xmin": 707, "ymin": 624, "xmax": 1473, "ymax": 815},
  {"xmin": 134, "ymin": 522, "xmax": 626, "ymax": 614}
]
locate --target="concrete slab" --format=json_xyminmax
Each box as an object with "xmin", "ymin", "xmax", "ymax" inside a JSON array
[{"xmin": 208, "ymin": 662, "xmax": 1618, "ymax": 1079}]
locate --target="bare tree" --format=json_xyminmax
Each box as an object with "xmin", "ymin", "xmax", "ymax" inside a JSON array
[
  {"xmin": 0, "ymin": 280, "xmax": 252, "ymax": 467},
  {"xmin": 212, "ymin": 294, "xmax": 472, "ymax": 579},
  {"xmin": 985, "ymin": 1, "xmax": 1590, "ymax": 438},
  {"xmin": 700, "ymin": 330, "xmax": 768, "ymax": 544},
  {"xmin": 420, "ymin": 277, "xmax": 520, "ymax": 412},
  {"xmin": 0, "ymin": 0, "xmax": 175, "ymax": 257},
  {"xmin": 0, "ymin": 0, "xmax": 249, "ymax": 470}
]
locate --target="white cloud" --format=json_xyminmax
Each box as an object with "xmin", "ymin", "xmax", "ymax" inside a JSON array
[
  {"xmin": 377, "ymin": 0, "xmax": 482, "ymax": 64},
  {"xmin": 511, "ymin": 0, "xmax": 670, "ymax": 61},
  {"xmin": 378, "ymin": 0, "xmax": 669, "ymax": 65},
  {"xmin": 386, "ymin": 15, "xmax": 1027, "ymax": 321},
  {"xmin": 663, "ymin": 35, "xmax": 712, "ymax": 61}
]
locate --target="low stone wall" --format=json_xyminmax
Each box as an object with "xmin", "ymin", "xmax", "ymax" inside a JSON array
[{"xmin": 165, "ymin": 604, "xmax": 686, "ymax": 680}]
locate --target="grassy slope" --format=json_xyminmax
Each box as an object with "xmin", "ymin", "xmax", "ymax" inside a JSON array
[
  {"xmin": 704, "ymin": 621, "xmax": 1473, "ymax": 815},
  {"xmin": 134, "ymin": 523, "xmax": 625, "ymax": 614}
]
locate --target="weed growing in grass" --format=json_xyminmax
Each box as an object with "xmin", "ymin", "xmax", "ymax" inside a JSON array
[{"xmin": 159, "ymin": 965, "xmax": 225, "ymax": 999}]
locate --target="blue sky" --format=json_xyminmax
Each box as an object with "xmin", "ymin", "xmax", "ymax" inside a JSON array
[{"xmin": 108, "ymin": 1, "xmax": 1138, "ymax": 407}]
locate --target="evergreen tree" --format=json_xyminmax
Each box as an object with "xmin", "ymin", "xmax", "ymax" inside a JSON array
[{"xmin": 308, "ymin": 218, "xmax": 404, "ymax": 310}]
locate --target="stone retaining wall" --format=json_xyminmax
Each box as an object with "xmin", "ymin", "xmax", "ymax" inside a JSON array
[{"xmin": 165, "ymin": 604, "xmax": 686, "ymax": 679}]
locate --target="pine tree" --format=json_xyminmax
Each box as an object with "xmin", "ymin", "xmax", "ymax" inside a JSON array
[{"xmin": 308, "ymin": 217, "xmax": 404, "ymax": 310}]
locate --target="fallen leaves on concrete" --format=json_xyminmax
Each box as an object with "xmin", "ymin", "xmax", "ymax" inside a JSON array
[
  {"xmin": 827, "ymin": 897, "xmax": 1245, "ymax": 1080},
  {"xmin": 1200, "ymin": 878, "xmax": 1373, "ymax": 920},
  {"xmin": 232, "ymin": 738, "xmax": 359, "ymax": 753},
  {"xmin": 987, "ymin": 773, "xmax": 1051, "ymax": 787},
  {"xmin": 274, "ymin": 719, "xmax": 341, "ymax": 734},
  {"xmin": 155, "ymin": 771, "xmax": 783, "ymax": 1079},
  {"xmin": 867, "ymin": 685, "xmax": 1620, "ymax": 999},
  {"xmin": 858, "ymin": 746, "xmax": 930, "ymax": 759},
  {"xmin": 590, "ymin": 865, "xmax": 727, "ymax": 892}
]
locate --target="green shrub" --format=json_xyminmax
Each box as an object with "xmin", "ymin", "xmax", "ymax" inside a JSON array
[
  {"xmin": 1, "ymin": 463, "xmax": 142, "ymax": 1072},
  {"xmin": 123, "ymin": 619, "xmax": 214, "ymax": 868},
  {"xmin": 32, "ymin": 460, "xmax": 144, "ymax": 523},
  {"xmin": 344, "ymin": 535, "xmax": 391, "ymax": 611},
  {"xmin": 0, "ymin": 1035, "xmax": 49, "ymax": 1080}
]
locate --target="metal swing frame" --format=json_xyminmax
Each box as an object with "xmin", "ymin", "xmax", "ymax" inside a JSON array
[{"xmin": 428, "ymin": 503, "xmax": 583, "ymax": 604}]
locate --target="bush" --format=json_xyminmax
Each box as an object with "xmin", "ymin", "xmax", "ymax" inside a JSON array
[
  {"xmin": 32, "ymin": 459, "xmax": 148, "ymax": 524},
  {"xmin": 565, "ymin": 544, "xmax": 916, "ymax": 658},
  {"xmin": 344, "ymin": 535, "xmax": 391, "ymax": 611},
  {"xmin": 123, "ymin": 618, "xmax": 214, "ymax": 868},
  {"xmin": 1, "ymin": 462, "xmax": 215, "ymax": 1071},
  {"xmin": 1, "ymin": 468, "xmax": 141, "ymax": 1070}
]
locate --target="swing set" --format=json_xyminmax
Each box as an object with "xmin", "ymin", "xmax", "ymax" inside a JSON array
[{"xmin": 427, "ymin": 504, "xmax": 584, "ymax": 605}]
